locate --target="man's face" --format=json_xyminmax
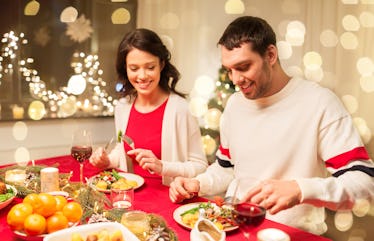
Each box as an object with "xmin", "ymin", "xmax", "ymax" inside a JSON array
[{"xmin": 221, "ymin": 43, "xmax": 273, "ymax": 100}]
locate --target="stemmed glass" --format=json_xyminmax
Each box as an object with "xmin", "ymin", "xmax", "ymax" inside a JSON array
[
  {"xmin": 70, "ymin": 129, "xmax": 93, "ymax": 185},
  {"xmin": 231, "ymin": 177, "xmax": 266, "ymax": 240}
]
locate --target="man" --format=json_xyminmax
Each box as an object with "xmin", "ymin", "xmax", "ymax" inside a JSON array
[{"xmin": 169, "ymin": 16, "xmax": 374, "ymax": 235}]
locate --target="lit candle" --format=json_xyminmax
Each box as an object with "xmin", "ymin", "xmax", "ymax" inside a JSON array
[
  {"xmin": 5, "ymin": 169, "xmax": 27, "ymax": 184},
  {"xmin": 12, "ymin": 105, "xmax": 24, "ymax": 119},
  {"xmin": 40, "ymin": 167, "xmax": 60, "ymax": 193}
]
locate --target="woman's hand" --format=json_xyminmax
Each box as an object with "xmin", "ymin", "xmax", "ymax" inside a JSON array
[
  {"xmin": 127, "ymin": 148, "xmax": 163, "ymax": 175},
  {"xmin": 89, "ymin": 147, "xmax": 110, "ymax": 169},
  {"xmin": 169, "ymin": 177, "xmax": 200, "ymax": 203}
]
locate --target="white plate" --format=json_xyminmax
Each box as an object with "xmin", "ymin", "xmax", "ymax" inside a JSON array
[
  {"xmin": 44, "ymin": 222, "xmax": 140, "ymax": 241},
  {"xmin": 88, "ymin": 172, "xmax": 144, "ymax": 193},
  {"xmin": 173, "ymin": 202, "xmax": 238, "ymax": 232},
  {"xmin": 0, "ymin": 184, "xmax": 17, "ymax": 210}
]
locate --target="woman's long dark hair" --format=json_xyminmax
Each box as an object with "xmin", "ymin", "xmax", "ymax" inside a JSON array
[{"xmin": 116, "ymin": 28, "xmax": 185, "ymax": 99}]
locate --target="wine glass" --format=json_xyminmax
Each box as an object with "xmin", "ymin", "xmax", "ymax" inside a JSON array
[
  {"xmin": 71, "ymin": 129, "xmax": 92, "ymax": 184},
  {"xmin": 231, "ymin": 177, "xmax": 266, "ymax": 240}
]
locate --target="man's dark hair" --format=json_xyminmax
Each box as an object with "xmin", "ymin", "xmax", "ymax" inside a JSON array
[{"xmin": 218, "ymin": 16, "xmax": 277, "ymax": 57}]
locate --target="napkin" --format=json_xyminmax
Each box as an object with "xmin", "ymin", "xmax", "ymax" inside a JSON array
[{"xmin": 190, "ymin": 218, "xmax": 226, "ymax": 241}]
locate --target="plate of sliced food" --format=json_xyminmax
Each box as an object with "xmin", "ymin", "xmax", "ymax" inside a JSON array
[
  {"xmin": 87, "ymin": 169, "xmax": 144, "ymax": 193},
  {"xmin": 173, "ymin": 202, "xmax": 238, "ymax": 232},
  {"xmin": 0, "ymin": 182, "xmax": 17, "ymax": 210}
]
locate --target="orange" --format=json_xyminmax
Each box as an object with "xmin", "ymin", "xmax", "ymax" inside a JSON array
[
  {"xmin": 23, "ymin": 213, "xmax": 46, "ymax": 236},
  {"xmin": 46, "ymin": 213, "xmax": 69, "ymax": 233},
  {"xmin": 23, "ymin": 193, "xmax": 42, "ymax": 211},
  {"xmin": 62, "ymin": 201, "xmax": 83, "ymax": 223},
  {"xmin": 6, "ymin": 203, "xmax": 33, "ymax": 231},
  {"xmin": 54, "ymin": 195, "xmax": 68, "ymax": 211},
  {"xmin": 34, "ymin": 193, "xmax": 57, "ymax": 217}
]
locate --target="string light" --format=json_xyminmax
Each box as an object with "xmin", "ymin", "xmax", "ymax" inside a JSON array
[{"xmin": 0, "ymin": 31, "xmax": 116, "ymax": 119}]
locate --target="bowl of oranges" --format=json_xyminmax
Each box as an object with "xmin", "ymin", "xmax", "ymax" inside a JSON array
[{"xmin": 7, "ymin": 192, "xmax": 83, "ymax": 240}]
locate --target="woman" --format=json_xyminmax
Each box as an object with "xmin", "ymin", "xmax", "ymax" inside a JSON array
[{"xmin": 90, "ymin": 28, "xmax": 208, "ymax": 186}]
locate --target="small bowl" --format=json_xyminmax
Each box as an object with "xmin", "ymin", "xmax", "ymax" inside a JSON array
[
  {"xmin": 257, "ymin": 228, "xmax": 290, "ymax": 241},
  {"xmin": 0, "ymin": 184, "xmax": 17, "ymax": 210}
]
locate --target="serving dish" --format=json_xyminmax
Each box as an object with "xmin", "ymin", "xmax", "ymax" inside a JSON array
[
  {"xmin": 173, "ymin": 202, "xmax": 238, "ymax": 232},
  {"xmin": 44, "ymin": 221, "xmax": 140, "ymax": 241},
  {"xmin": 88, "ymin": 172, "xmax": 144, "ymax": 193},
  {"xmin": 0, "ymin": 184, "xmax": 17, "ymax": 210}
]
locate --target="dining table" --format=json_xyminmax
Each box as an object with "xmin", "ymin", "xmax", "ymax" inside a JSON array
[{"xmin": 0, "ymin": 155, "xmax": 333, "ymax": 241}]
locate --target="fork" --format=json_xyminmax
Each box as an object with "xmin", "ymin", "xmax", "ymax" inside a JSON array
[
  {"xmin": 122, "ymin": 134, "xmax": 135, "ymax": 150},
  {"xmin": 122, "ymin": 134, "xmax": 154, "ymax": 174}
]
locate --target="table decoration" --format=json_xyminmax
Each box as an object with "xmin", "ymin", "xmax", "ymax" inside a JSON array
[
  {"xmin": 0, "ymin": 165, "xmax": 74, "ymax": 197},
  {"xmin": 74, "ymin": 185, "xmax": 178, "ymax": 241}
]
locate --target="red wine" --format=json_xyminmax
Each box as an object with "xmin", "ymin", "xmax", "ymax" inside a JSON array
[
  {"xmin": 71, "ymin": 145, "xmax": 92, "ymax": 163},
  {"xmin": 232, "ymin": 203, "xmax": 266, "ymax": 228}
]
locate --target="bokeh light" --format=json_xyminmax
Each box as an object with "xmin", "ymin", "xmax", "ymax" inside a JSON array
[
  {"xmin": 59, "ymin": 96, "xmax": 78, "ymax": 117},
  {"xmin": 28, "ymin": 100, "xmax": 46, "ymax": 120},
  {"xmin": 305, "ymin": 66, "xmax": 324, "ymax": 82},
  {"xmin": 111, "ymin": 8, "xmax": 131, "ymax": 24},
  {"xmin": 303, "ymin": 52, "xmax": 323, "ymax": 69},
  {"xmin": 352, "ymin": 199, "xmax": 371, "ymax": 217},
  {"xmin": 340, "ymin": 32, "xmax": 359, "ymax": 49},
  {"xmin": 24, "ymin": 0, "xmax": 40, "ymax": 16},
  {"xmin": 204, "ymin": 108, "xmax": 222, "ymax": 130},
  {"xmin": 285, "ymin": 66, "xmax": 304, "ymax": 78},
  {"xmin": 160, "ymin": 35, "xmax": 174, "ymax": 51},
  {"xmin": 224, "ymin": 0, "xmax": 245, "ymax": 14},
  {"xmin": 342, "ymin": 15, "xmax": 360, "ymax": 31},
  {"xmin": 67, "ymin": 74, "xmax": 87, "ymax": 95},
  {"xmin": 189, "ymin": 97, "xmax": 208, "ymax": 118},
  {"xmin": 286, "ymin": 21, "xmax": 305, "ymax": 46},
  {"xmin": 60, "ymin": 6, "xmax": 78, "ymax": 23},
  {"xmin": 359, "ymin": 11, "xmax": 374, "ymax": 27},
  {"xmin": 194, "ymin": 75, "xmax": 216, "ymax": 96},
  {"xmin": 14, "ymin": 147, "xmax": 30, "ymax": 166},
  {"xmin": 320, "ymin": 30, "xmax": 339, "ymax": 47},
  {"xmin": 341, "ymin": 95, "xmax": 358, "ymax": 114},
  {"xmin": 202, "ymin": 135, "xmax": 217, "ymax": 156},
  {"xmin": 12, "ymin": 121, "xmax": 28, "ymax": 141},
  {"xmin": 341, "ymin": 0, "xmax": 359, "ymax": 4},
  {"xmin": 360, "ymin": 75, "xmax": 374, "ymax": 92},
  {"xmin": 356, "ymin": 57, "xmax": 374, "ymax": 76},
  {"xmin": 334, "ymin": 210, "xmax": 354, "ymax": 231},
  {"xmin": 277, "ymin": 41, "xmax": 293, "ymax": 60},
  {"xmin": 353, "ymin": 117, "xmax": 372, "ymax": 144}
]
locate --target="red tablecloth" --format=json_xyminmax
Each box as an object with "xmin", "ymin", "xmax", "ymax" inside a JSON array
[{"xmin": 0, "ymin": 155, "xmax": 332, "ymax": 241}]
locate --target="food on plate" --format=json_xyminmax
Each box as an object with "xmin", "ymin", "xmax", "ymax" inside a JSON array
[
  {"xmin": 7, "ymin": 193, "xmax": 83, "ymax": 235},
  {"xmin": 0, "ymin": 181, "xmax": 6, "ymax": 194},
  {"xmin": 71, "ymin": 228, "xmax": 124, "ymax": 241},
  {"xmin": 180, "ymin": 202, "xmax": 236, "ymax": 230},
  {"xmin": 92, "ymin": 170, "xmax": 138, "ymax": 191},
  {"xmin": 0, "ymin": 182, "xmax": 16, "ymax": 202}
]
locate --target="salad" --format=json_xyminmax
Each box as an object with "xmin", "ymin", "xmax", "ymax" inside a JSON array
[
  {"xmin": 180, "ymin": 202, "xmax": 236, "ymax": 230},
  {"xmin": 90, "ymin": 170, "xmax": 138, "ymax": 191}
]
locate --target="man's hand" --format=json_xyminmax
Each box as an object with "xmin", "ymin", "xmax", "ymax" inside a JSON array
[
  {"xmin": 243, "ymin": 179, "xmax": 302, "ymax": 215},
  {"xmin": 169, "ymin": 177, "xmax": 200, "ymax": 203}
]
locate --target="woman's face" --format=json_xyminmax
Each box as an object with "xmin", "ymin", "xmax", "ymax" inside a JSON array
[{"xmin": 126, "ymin": 48, "xmax": 164, "ymax": 96}]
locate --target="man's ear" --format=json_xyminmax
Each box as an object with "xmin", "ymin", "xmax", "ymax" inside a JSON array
[{"xmin": 266, "ymin": 45, "xmax": 278, "ymax": 65}]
